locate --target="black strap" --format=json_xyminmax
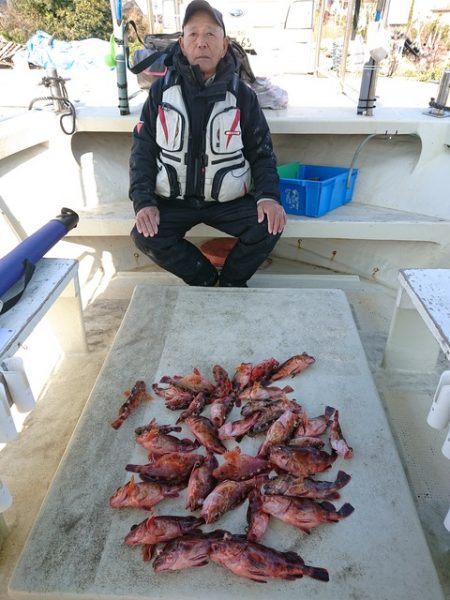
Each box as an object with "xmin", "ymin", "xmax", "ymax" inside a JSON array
[
  {"xmin": 125, "ymin": 20, "xmax": 172, "ymax": 74},
  {"xmin": 0, "ymin": 259, "xmax": 36, "ymax": 315},
  {"xmin": 128, "ymin": 49, "xmax": 167, "ymax": 74}
]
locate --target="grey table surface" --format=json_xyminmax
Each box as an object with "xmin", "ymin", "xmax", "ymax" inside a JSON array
[{"xmin": 9, "ymin": 286, "xmax": 444, "ymax": 600}]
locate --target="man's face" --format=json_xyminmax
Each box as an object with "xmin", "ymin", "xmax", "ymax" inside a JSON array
[{"xmin": 179, "ymin": 10, "xmax": 228, "ymax": 80}]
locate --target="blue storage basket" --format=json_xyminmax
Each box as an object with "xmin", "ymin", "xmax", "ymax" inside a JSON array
[{"xmin": 278, "ymin": 163, "xmax": 358, "ymax": 217}]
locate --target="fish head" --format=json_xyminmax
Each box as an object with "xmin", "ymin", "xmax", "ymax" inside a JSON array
[
  {"xmin": 109, "ymin": 477, "xmax": 137, "ymax": 507},
  {"xmin": 124, "ymin": 517, "xmax": 149, "ymax": 545}
]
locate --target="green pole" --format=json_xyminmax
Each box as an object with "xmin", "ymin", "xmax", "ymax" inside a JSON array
[{"xmin": 109, "ymin": 0, "xmax": 130, "ymax": 116}]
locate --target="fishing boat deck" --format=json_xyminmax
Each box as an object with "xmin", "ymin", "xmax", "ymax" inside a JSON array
[
  {"xmin": 0, "ymin": 66, "xmax": 449, "ymax": 598},
  {"xmin": 5, "ymin": 284, "xmax": 446, "ymax": 600},
  {"xmin": 0, "ymin": 264, "xmax": 449, "ymax": 598}
]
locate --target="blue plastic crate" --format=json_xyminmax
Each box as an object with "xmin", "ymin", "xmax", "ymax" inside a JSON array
[{"xmin": 278, "ymin": 163, "xmax": 358, "ymax": 217}]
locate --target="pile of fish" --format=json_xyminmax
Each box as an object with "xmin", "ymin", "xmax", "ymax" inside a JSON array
[{"xmin": 110, "ymin": 353, "xmax": 354, "ymax": 584}]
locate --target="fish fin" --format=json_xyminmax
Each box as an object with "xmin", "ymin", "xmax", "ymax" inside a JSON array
[
  {"xmin": 323, "ymin": 492, "xmax": 340, "ymax": 500},
  {"xmin": 337, "ymin": 503, "xmax": 355, "ymax": 518},
  {"xmin": 142, "ymin": 544, "xmax": 155, "ymax": 561},
  {"xmin": 111, "ymin": 418, "xmax": 123, "ymax": 430},
  {"xmin": 181, "ymin": 437, "xmax": 195, "ymax": 445},
  {"xmin": 165, "ymin": 489, "xmax": 180, "ymax": 499},
  {"xmin": 224, "ymin": 446, "xmax": 241, "ymax": 463},
  {"xmin": 319, "ymin": 500, "xmax": 336, "ymax": 512},
  {"xmin": 284, "ymin": 550, "xmax": 305, "ymax": 565},
  {"xmin": 194, "ymin": 559, "xmax": 209, "ymax": 568},
  {"xmin": 123, "ymin": 390, "xmax": 131, "ymax": 397}
]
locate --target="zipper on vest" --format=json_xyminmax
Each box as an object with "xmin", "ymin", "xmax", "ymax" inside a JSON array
[
  {"xmin": 211, "ymin": 153, "xmax": 243, "ymax": 166},
  {"xmin": 161, "ymin": 150, "xmax": 181, "ymax": 163}
]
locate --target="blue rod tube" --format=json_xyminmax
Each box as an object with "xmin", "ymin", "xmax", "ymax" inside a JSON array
[{"xmin": 0, "ymin": 208, "xmax": 79, "ymax": 297}]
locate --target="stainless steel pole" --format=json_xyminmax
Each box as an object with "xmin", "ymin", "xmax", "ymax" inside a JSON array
[
  {"xmin": 313, "ymin": 0, "xmax": 326, "ymax": 77},
  {"xmin": 174, "ymin": 0, "xmax": 182, "ymax": 31},
  {"xmin": 147, "ymin": 0, "xmax": 155, "ymax": 34},
  {"xmin": 339, "ymin": 0, "xmax": 356, "ymax": 86}
]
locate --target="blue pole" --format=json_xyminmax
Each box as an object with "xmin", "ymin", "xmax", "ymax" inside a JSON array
[{"xmin": 0, "ymin": 208, "xmax": 79, "ymax": 298}]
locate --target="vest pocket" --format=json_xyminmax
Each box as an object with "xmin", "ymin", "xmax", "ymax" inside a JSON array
[
  {"xmin": 156, "ymin": 103, "xmax": 185, "ymax": 152},
  {"xmin": 211, "ymin": 161, "xmax": 251, "ymax": 202},
  {"xmin": 210, "ymin": 108, "xmax": 244, "ymax": 155},
  {"xmin": 155, "ymin": 160, "xmax": 181, "ymax": 198}
]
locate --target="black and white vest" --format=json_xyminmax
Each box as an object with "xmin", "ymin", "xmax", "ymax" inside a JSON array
[{"xmin": 154, "ymin": 74, "xmax": 251, "ymax": 202}]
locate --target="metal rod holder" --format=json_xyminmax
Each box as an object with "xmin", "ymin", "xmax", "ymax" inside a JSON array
[{"xmin": 426, "ymin": 69, "xmax": 450, "ymax": 118}]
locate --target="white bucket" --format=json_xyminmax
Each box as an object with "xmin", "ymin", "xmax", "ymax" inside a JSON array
[
  {"xmin": 0, "ymin": 479, "xmax": 12, "ymax": 513},
  {"xmin": 427, "ymin": 371, "xmax": 450, "ymax": 430},
  {"xmin": 0, "ymin": 383, "xmax": 17, "ymax": 443},
  {"xmin": 1, "ymin": 357, "xmax": 36, "ymax": 413},
  {"xmin": 444, "ymin": 507, "xmax": 450, "ymax": 532}
]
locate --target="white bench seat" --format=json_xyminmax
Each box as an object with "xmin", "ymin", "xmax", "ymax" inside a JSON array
[
  {"xmin": 0, "ymin": 258, "xmax": 87, "ymax": 360},
  {"xmin": 383, "ymin": 268, "xmax": 450, "ymax": 533},
  {"xmin": 68, "ymin": 202, "xmax": 450, "ymax": 243},
  {"xmin": 383, "ymin": 268, "xmax": 450, "ymax": 371}
]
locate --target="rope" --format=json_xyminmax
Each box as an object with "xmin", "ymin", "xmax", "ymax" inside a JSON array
[
  {"xmin": 28, "ymin": 73, "xmax": 77, "ymax": 135},
  {"xmin": 429, "ymin": 99, "xmax": 450, "ymax": 112},
  {"xmin": 28, "ymin": 96, "xmax": 77, "ymax": 135}
]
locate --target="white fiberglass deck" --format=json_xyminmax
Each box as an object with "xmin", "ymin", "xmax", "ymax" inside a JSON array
[{"xmin": 9, "ymin": 286, "xmax": 443, "ymax": 600}]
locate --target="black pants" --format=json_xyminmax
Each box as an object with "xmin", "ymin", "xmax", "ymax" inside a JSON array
[{"xmin": 131, "ymin": 197, "xmax": 282, "ymax": 286}]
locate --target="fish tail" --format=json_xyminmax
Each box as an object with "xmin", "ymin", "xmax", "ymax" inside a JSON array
[
  {"xmin": 335, "ymin": 470, "xmax": 352, "ymax": 488},
  {"xmin": 325, "ymin": 406, "xmax": 335, "ymax": 418},
  {"xmin": 303, "ymin": 565, "xmax": 329, "ymax": 582},
  {"xmin": 111, "ymin": 418, "xmax": 123, "ymax": 429},
  {"xmin": 337, "ymin": 502, "xmax": 355, "ymax": 518},
  {"xmin": 125, "ymin": 464, "xmax": 141, "ymax": 473}
]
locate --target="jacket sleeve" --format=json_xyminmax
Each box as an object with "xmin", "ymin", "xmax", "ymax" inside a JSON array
[
  {"xmin": 239, "ymin": 83, "xmax": 280, "ymax": 203},
  {"xmin": 128, "ymin": 80, "xmax": 163, "ymax": 214}
]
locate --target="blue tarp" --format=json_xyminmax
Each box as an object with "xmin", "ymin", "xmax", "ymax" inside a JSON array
[{"xmin": 23, "ymin": 30, "xmax": 112, "ymax": 72}]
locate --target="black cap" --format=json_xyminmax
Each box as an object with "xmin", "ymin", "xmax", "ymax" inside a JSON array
[{"xmin": 182, "ymin": 1, "xmax": 226, "ymax": 35}]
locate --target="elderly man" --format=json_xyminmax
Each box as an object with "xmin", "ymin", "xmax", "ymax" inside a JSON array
[{"xmin": 129, "ymin": 0, "xmax": 286, "ymax": 287}]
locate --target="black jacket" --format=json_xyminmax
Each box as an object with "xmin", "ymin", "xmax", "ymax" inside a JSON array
[{"xmin": 129, "ymin": 43, "xmax": 280, "ymax": 213}]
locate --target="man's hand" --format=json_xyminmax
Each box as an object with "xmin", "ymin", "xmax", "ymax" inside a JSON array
[
  {"xmin": 136, "ymin": 206, "xmax": 160, "ymax": 237},
  {"xmin": 257, "ymin": 199, "xmax": 287, "ymax": 235}
]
